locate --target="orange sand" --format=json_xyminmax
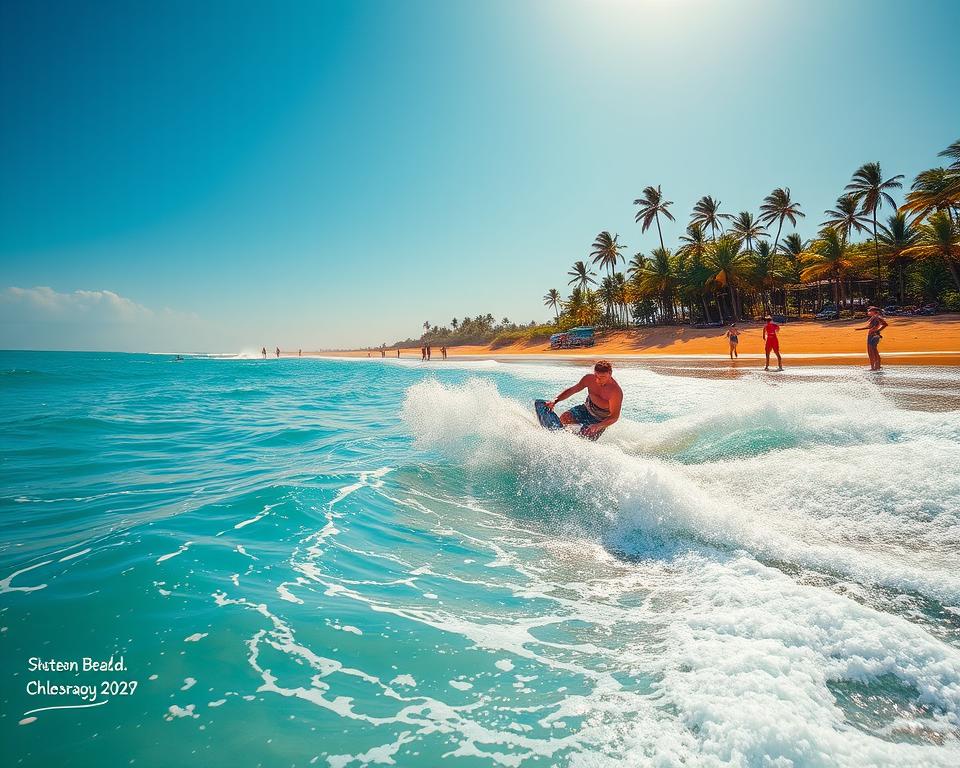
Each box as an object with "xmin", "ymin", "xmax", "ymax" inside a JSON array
[{"xmin": 302, "ymin": 314, "xmax": 960, "ymax": 366}]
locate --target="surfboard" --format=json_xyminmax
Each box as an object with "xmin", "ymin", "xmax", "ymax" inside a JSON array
[{"xmin": 534, "ymin": 399, "xmax": 563, "ymax": 431}]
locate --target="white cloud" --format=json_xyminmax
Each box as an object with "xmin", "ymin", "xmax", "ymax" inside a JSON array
[
  {"xmin": 0, "ymin": 286, "xmax": 206, "ymax": 351},
  {"xmin": 3, "ymin": 286, "xmax": 156, "ymax": 322}
]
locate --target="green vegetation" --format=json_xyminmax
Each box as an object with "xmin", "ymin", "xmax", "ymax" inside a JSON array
[
  {"xmin": 394, "ymin": 138, "xmax": 960, "ymax": 350},
  {"xmin": 393, "ymin": 314, "xmax": 565, "ymax": 350},
  {"xmin": 536, "ymin": 138, "xmax": 959, "ymax": 328}
]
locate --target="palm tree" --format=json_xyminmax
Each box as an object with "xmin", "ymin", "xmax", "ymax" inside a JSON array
[
  {"xmin": 636, "ymin": 247, "xmax": 677, "ymax": 321},
  {"xmin": 627, "ymin": 251, "xmax": 648, "ymax": 279},
  {"xmin": 759, "ymin": 187, "xmax": 805, "ymax": 263},
  {"xmin": 800, "ymin": 229, "xmax": 855, "ymax": 313},
  {"xmin": 613, "ymin": 271, "xmax": 629, "ymax": 325},
  {"xmin": 599, "ymin": 275, "xmax": 615, "ymax": 325},
  {"xmin": 451, "ymin": 318, "xmax": 458, "ymax": 330},
  {"xmin": 681, "ymin": 251, "xmax": 716, "ymax": 323},
  {"xmin": 423, "ymin": 321, "xmax": 431, "ymax": 333},
  {"xmin": 543, "ymin": 289, "xmax": 561, "ymax": 322},
  {"xmin": 778, "ymin": 233, "xmax": 807, "ymax": 313},
  {"xmin": 633, "ymin": 185, "xmax": 675, "ymax": 252},
  {"xmin": 940, "ymin": 139, "xmax": 960, "ymax": 219},
  {"xmin": 678, "ymin": 223, "xmax": 714, "ymax": 321},
  {"xmin": 941, "ymin": 138, "xmax": 960, "ymax": 169},
  {"xmin": 750, "ymin": 241, "xmax": 783, "ymax": 314},
  {"xmin": 705, "ymin": 236, "xmax": 752, "ymax": 321},
  {"xmin": 567, "ymin": 260, "xmax": 597, "ymax": 291},
  {"xmin": 878, "ymin": 212, "xmax": 919, "ymax": 303},
  {"xmin": 565, "ymin": 287, "xmax": 587, "ymax": 325},
  {"xmin": 691, "ymin": 195, "xmax": 729, "ymax": 240},
  {"xmin": 845, "ymin": 162, "xmax": 904, "ymax": 298},
  {"xmin": 678, "ymin": 223, "xmax": 709, "ymax": 261},
  {"xmin": 822, "ymin": 194, "xmax": 869, "ymax": 243},
  {"xmin": 728, "ymin": 211, "xmax": 767, "ymax": 254},
  {"xmin": 586, "ymin": 289, "xmax": 604, "ymax": 325},
  {"xmin": 901, "ymin": 211, "xmax": 960, "ymax": 292},
  {"xmin": 902, "ymin": 167, "xmax": 959, "ymax": 223},
  {"xmin": 778, "ymin": 233, "xmax": 807, "ymax": 284},
  {"xmin": 590, "ymin": 231, "xmax": 626, "ymax": 277}
]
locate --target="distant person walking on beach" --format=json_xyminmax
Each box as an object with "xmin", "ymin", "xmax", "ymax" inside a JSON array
[
  {"xmin": 298, "ymin": 349, "xmax": 302, "ymax": 357},
  {"xmin": 725, "ymin": 324, "xmax": 740, "ymax": 359},
  {"xmin": 441, "ymin": 345, "xmax": 447, "ymax": 360},
  {"xmin": 397, "ymin": 348, "xmax": 400, "ymax": 358},
  {"xmin": 762, "ymin": 315, "xmax": 783, "ymax": 371},
  {"xmin": 275, "ymin": 346, "xmax": 280, "ymax": 358},
  {"xmin": 261, "ymin": 347, "xmax": 267, "ymax": 359},
  {"xmin": 421, "ymin": 345, "xmax": 426, "ymax": 361},
  {"xmin": 426, "ymin": 344, "xmax": 432, "ymax": 361},
  {"xmin": 855, "ymin": 306, "xmax": 888, "ymax": 371}
]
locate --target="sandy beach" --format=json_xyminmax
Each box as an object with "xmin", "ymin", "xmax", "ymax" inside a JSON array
[{"xmin": 307, "ymin": 314, "xmax": 960, "ymax": 366}]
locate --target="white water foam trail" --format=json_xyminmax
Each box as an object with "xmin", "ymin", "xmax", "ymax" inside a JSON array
[
  {"xmin": 397, "ymin": 378, "xmax": 960, "ymax": 763},
  {"xmin": 401, "ymin": 377, "xmax": 960, "ymax": 605}
]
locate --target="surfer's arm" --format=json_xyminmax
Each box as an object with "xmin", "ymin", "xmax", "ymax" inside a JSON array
[{"xmin": 547, "ymin": 376, "xmax": 589, "ymax": 409}]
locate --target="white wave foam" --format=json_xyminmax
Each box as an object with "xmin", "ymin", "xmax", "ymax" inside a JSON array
[{"xmin": 401, "ymin": 378, "xmax": 960, "ymax": 604}]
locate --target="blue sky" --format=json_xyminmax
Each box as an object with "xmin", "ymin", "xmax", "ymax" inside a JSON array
[{"xmin": 1, "ymin": 0, "xmax": 958, "ymax": 351}]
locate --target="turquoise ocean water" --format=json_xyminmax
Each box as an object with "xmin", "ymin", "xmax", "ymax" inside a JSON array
[{"xmin": 3, "ymin": 351, "xmax": 960, "ymax": 767}]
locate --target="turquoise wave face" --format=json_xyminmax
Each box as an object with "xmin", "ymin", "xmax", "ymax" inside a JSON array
[{"xmin": 3, "ymin": 351, "xmax": 960, "ymax": 766}]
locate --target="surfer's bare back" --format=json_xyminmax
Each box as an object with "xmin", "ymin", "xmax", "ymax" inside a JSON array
[{"xmin": 546, "ymin": 360, "xmax": 622, "ymax": 440}]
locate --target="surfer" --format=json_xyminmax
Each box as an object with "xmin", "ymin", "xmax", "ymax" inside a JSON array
[
  {"xmin": 855, "ymin": 306, "xmax": 888, "ymax": 371},
  {"xmin": 545, "ymin": 360, "xmax": 622, "ymax": 440}
]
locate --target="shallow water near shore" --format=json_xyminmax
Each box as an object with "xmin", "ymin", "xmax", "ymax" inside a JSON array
[{"xmin": 2, "ymin": 351, "xmax": 960, "ymax": 767}]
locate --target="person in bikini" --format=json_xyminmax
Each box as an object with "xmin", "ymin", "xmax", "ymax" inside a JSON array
[
  {"xmin": 545, "ymin": 360, "xmax": 622, "ymax": 441},
  {"xmin": 725, "ymin": 323, "xmax": 741, "ymax": 359},
  {"xmin": 762, "ymin": 315, "xmax": 783, "ymax": 371},
  {"xmin": 855, "ymin": 306, "xmax": 888, "ymax": 371}
]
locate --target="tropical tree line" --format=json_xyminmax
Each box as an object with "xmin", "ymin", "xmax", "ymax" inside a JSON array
[
  {"xmin": 391, "ymin": 314, "xmax": 550, "ymax": 349},
  {"xmin": 542, "ymin": 139, "xmax": 960, "ymax": 328}
]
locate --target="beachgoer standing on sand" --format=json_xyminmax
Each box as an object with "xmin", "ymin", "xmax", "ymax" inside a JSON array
[
  {"xmin": 855, "ymin": 306, "xmax": 888, "ymax": 371},
  {"xmin": 441, "ymin": 345, "xmax": 447, "ymax": 360},
  {"xmin": 762, "ymin": 315, "xmax": 783, "ymax": 371},
  {"xmin": 262, "ymin": 347, "xmax": 267, "ymax": 359},
  {"xmin": 725, "ymin": 324, "xmax": 740, "ymax": 359},
  {"xmin": 397, "ymin": 348, "xmax": 400, "ymax": 358},
  {"xmin": 275, "ymin": 346, "xmax": 280, "ymax": 358},
  {"xmin": 426, "ymin": 344, "xmax": 431, "ymax": 361},
  {"xmin": 421, "ymin": 345, "xmax": 426, "ymax": 361},
  {"xmin": 298, "ymin": 349, "xmax": 302, "ymax": 357},
  {"xmin": 545, "ymin": 360, "xmax": 622, "ymax": 441}
]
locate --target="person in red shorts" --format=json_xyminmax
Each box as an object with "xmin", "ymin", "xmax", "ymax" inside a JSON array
[{"xmin": 762, "ymin": 315, "xmax": 783, "ymax": 371}]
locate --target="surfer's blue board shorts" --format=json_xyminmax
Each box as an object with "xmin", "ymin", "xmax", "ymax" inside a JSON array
[
  {"xmin": 564, "ymin": 404, "xmax": 606, "ymax": 441},
  {"xmin": 565, "ymin": 404, "xmax": 602, "ymax": 427}
]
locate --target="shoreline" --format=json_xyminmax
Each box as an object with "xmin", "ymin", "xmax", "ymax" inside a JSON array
[{"xmin": 299, "ymin": 315, "xmax": 960, "ymax": 367}]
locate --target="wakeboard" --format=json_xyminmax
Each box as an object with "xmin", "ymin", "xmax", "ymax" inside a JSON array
[
  {"xmin": 534, "ymin": 399, "xmax": 604, "ymax": 441},
  {"xmin": 534, "ymin": 399, "xmax": 563, "ymax": 431}
]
